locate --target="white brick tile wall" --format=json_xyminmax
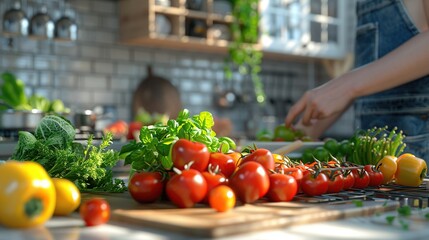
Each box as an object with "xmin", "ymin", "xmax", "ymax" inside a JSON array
[
  {"xmin": 80, "ymin": 13, "xmax": 100, "ymax": 28},
  {"xmin": 94, "ymin": 30, "xmax": 116, "ymax": 44},
  {"xmin": 2, "ymin": 54, "xmax": 33, "ymax": 68},
  {"xmin": 54, "ymin": 74, "xmax": 76, "ymax": 88},
  {"xmin": 39, "ymin": 72, "xmax": 53, "ymax": 86},
  {"xmin": 108, "ymin": 47, "xmax": 130, "ymax": 61},
  {"xmin": 111, "ymin": 77, "xmax": 131, "ymax": 91},
  {"xmin": 80, "ymin": 75, "xmax": 108, "ymax": 89},
  {"xmin": 53, "ymin": 44, "xmax": 79, "ymax": 56},
  {"xmin": 94, "ymin": 61, "xmax": 115, "ymax": 74},
  {"xmin": 80, "ymin": 44, "xmax": 101, "ymax": 58},
  {"xmin": 91, "ymin": 0, "xmax": 117, "ymax": 14}
]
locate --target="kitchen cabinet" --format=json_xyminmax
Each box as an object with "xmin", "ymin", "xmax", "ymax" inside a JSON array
[{"xmin": 119, "ymin": 0, "xmax": 239, "ymax": 54}]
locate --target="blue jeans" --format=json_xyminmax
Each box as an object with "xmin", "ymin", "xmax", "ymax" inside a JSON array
[{"xmin": 354, "ymin": 0, "xmax": 429, "ymax": 164}]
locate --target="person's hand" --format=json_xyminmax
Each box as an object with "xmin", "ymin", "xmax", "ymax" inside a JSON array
[{"xmin": 285, "ymin": 79, "xmax": 355, "ymax": 127}]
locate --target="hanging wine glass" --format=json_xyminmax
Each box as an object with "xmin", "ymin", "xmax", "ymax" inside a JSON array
[{"xmin": 2, "ymin": 0, "xmax": 28, "ymax": 36}]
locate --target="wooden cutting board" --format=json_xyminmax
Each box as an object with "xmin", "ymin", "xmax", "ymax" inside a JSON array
[{"xmin": 82, "ymin": 192, "xmax": 399, "ymax": 238}]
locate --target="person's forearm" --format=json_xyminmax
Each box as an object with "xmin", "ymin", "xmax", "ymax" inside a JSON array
[{"xmin": 342, "ymin": 31, "xmax": 429, "ymax": 99}]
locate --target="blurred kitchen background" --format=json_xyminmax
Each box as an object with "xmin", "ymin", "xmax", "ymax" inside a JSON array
[{"xmin": 0, "ymin": 0, "xmax": 357, "ymax": 141}]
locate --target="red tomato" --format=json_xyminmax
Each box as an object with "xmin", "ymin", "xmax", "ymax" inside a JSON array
[
  {"xmin": 201, "ymin": 171, "xmax": 227, "ymax": 203},
  {"xmin": 229, "ymin": 161, "xmax": 270, "ymax": 203},
  {"xmin": 226, "ymin": 151, "xmax": 242, "ymax": 165},
  {"xmin": 342, "ymin": 171, "xmax": 355, "ymax": 190},
  {"xmin": 326, "ymin": 171, "xmax": 344, "ymax": 193},
  {"xmin": 240, "ymin": 148, "xmax": 275, "ymax": 171},
  {"xmin": 166, "ymin": 168, "xmax": 207, "ymax": 208},
  {"xmin": 364, "ymin": 165, "xmax": 384, "ymax": 187},
  {"xmin": 209, "ymin": 185, "xmax": 236, "ymax": 212},
  {"xmin": 352, "ymin": 169, "xmax": 370, "ymax": 189},
  {"xmin": 282, "ymin": 167, "xmax": 304, "ymax": 186},
  {"xmin": 301, "ymin": 171, "xmax": 329, "ymax": 196},
  {"xmin": 128, "ymin": 171, "xmax": 164, "ymax": 203},
  {"xmin": 127, "ymin": 121, "xmax": 143, "ymax": 140},
  {"xmin": 208, "ymin": 153, "xmax": 236, "ymax": 178},
  {"xmin": 172, "ymin": 139, "xmax": 210, "ymax": 172},
  {"xmin": 267, "ymin": 173, "xmax": 298, "ymax": 202},
  {"xmin": 79, "ymin": 198, "xmax": 110, "ymax": 227}
]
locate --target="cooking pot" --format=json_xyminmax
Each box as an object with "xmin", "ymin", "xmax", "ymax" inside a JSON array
[{"xmin": 0, "ymin": 110, "xmax": 44, "ymax": 130}]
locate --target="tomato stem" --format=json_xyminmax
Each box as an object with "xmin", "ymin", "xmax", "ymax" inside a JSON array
[{"xmin": 25, "ymin": 198, "xmax": 43, "ymax": 219}]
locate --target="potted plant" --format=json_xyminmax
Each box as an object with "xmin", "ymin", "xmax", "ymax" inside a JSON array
[{"xmin": 225, "ymin": 0, "xmax": 265, "ymax": 104}]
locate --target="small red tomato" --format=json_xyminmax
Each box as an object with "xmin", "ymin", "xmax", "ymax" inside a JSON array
[
  {"xmin": 201, "ymin": 170, "xmax": 227, "ymax": 203},
  {"xmin": 352, "ymin": 169, "xmax": 370, "ymax": 189},
  {"xmin": 282, "ymin": 167, "xmax": 304, "ymax": 186},
  {"xmin": 326, "ymin": 171, "xmax": 344, "ymax": 193},
  {"xmin": 209, "ymin": 185, "xmax": 236, "ymax": 212},
  {"xmin": 240, "ymin": 148, "xmax": 275, "ymax": 172},
  {"xmin": 166, "ymin": 168, "xmax": 207, "ymax": 208},
  {"xmin": 171, "ymin": 139, "xmax": 210, "ymax": 172},
  {"xmin": 364, "ymin": 165, "xmax": 384, "ymax": 187},
  {"xmin": 208, "ymin": 153, "xmax": 236, "ymax": 178},
  {"xmin": 229, "ymin": 161, "xmax": 270, "ymax": 203},
  {"xmin": 342, "ymin": 171, "xmax": 355, "ymax": 190},
  {"xmin": 301, "ymin": 171, "xmax": 329, "ymax": 196},
  {"xmin": 267, "ymin": 173, "xmax": 298, "ymax": 202},
  {"xmin": 128, "ymin": 171, "xmax": 164, "ymax": 203},
  {"xmin": 79, "ymin": 198, "xmax": 110, "ymax": 227}
]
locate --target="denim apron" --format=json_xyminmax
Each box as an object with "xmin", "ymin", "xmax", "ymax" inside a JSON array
[{"xmin": 354, "ymin": 0, "xmax": 429, "ymax": 164}]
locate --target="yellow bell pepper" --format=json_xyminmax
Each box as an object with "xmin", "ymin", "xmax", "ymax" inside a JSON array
[
  {"xmin": 0, "ymin": 161, "xmax": 56, "ymax": 228},
  {"xmin": 376, "ymin": 155, "xmax": 397, "ymax": 184},
  {"xmin": 395, "ymin": 154, "xmax": 427, "ymax": 187}
]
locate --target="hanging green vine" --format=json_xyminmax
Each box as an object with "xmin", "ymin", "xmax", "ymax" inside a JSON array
[{"xmin": 225, "ymin": 0, "xmax": 265, "ymax": 103}]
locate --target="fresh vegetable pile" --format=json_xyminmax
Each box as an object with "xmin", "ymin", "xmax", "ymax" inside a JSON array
[
  {"xmin": 11, "ymin": 114, "xmax": 126, "ymax": 192},
  {"xmin": 0, "ymin": 160, "xmax": 111, "ymax": 229},
  {"xmin": 256, "ymin": 125, "xmax": 311, "ymax": 142},
  {"xmin": 0, "ymin": 72, "xmax": 69, "ymax": 113},
  {"xmin": 120, "ymin": 109, "xmax": 236, "ymax": 176}
]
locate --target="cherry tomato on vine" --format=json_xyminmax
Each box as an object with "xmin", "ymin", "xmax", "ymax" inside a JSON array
[
  {"xmin": 166, "ymin": 168, "xmax": 207, "ymax": 208},
  {"xmin": 128, "ymin": 171, "xmax": 164, "ymax": 203},
  {"xmin": 239, "ymin": 148, "xmax": 275, "ymax": 171},
  {"xmin": 267, "ymin": 173, "xmax": 298, "ymax": 202},
  {"xmin": 364, "ymin": 165, "xmax": 384, "ymax": 187},
  {"xmin": 229, "ymin": 161, "xmax": 270, "ymax": 203},
  {"xmin": 352, "ymin": 169, "xmax": 370, "ymax": 189},
  {"xmin": 208, "ymin": 152, "xmax": 236, "ymax": 178},
  {"xmin": 209, "ymin": 185, "xmax": 236, "ymax": 212},
  {"xmin": 342, "ymin": 171, "xmax": 355, "ymax": 190},
  {"xmin": 325, "ymin": 171, "xmax": 344, "ymax": 193},
  {"xmin": 282, "ymin": 167, "xmax": 303, "ymax": 186},
  {"xmin": 171, "ymin": 139, "xmax": 210, "ymax": 172},
  {"xmin": 79, "ymin": 198, "xmax": 110, "ymax": 227},
  {"xmin": 301, "ymin": 171, "xmax": 329, "ymax": 196}
]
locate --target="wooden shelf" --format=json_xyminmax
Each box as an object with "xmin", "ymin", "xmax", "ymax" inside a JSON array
[{"xmin": 119, "ymin": 0, "xmax": 239, "ymax": 54}]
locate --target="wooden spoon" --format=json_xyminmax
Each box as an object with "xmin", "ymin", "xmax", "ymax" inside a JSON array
[{"xmin": 272, "ymin": 140, "xmax": 304, "ymax": 156}]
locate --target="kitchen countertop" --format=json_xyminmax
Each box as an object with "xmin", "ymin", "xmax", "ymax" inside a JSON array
[{"xmin": 1, "ymin": 210, "xmax": 429, "ymax": 240}]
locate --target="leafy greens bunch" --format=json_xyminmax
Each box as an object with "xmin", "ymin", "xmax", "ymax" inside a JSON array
[
  {"xmin": 120, "ymin": 109, "xmax": 236, "ymax": 176},
  {"xmin": 12, "ymin": 115, "xmax": 126, "ymax": 192}
]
